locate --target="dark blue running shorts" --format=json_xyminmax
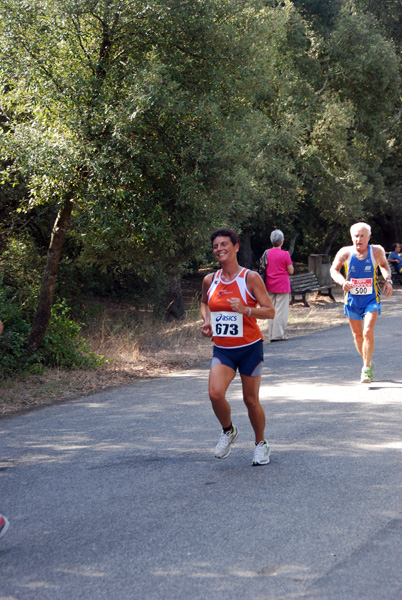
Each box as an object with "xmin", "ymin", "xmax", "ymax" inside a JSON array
[
  {"xmin": 211, "ymin": 340, "xmax": 264, "ymax": 377},
  {"xmin": 344, "ymin": 301, "xmax": 381, "ymax": 321}
]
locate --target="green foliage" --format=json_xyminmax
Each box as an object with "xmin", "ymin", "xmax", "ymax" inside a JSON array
[
  {"xmin": 292, "ymin": 0, "xmax": 342, "ymax": 30},
  {"xmin": 329, "ymin": 10, "xmax": 400, "ymax": 131},
  {"xmin": 0, "ymin": 0, "xmax": 254, "ymax": 280},
  {"xmin": 1, "ymin": 237, "xmax": 44, "ymax": 303},
  {"xmin": 0, "ymin": 284, "xmax": 32, "ymax": 373},
  {"xmin": 0, "ymin": 285, "xmax": 103, "ymax": 374},
  {"xmin": 39, "ymin": 300, "xmax": 105, "ymax": 370}
]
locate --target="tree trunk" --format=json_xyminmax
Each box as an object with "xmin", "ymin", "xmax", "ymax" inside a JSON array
[
  {"xmin": 320, "ymin": 222, "xmax": 342, "ymax": 255},
  {"xmin": 238, "ymin": 230, "xmax": 253, "ymax": 269},
  {"xmin": 288, "ymin": 233, "xmax": 298, "ymax": 257},
  {"xmin": 372, "ymin": 213, "xmax": 402, "ymax": 249},
  {"xmin": 165, "ymin": 275, "xmax": 185, "ymax": 320},
  {"xmin": 24, "ymin": 197, "xmax": 74, "ymax": 352}
]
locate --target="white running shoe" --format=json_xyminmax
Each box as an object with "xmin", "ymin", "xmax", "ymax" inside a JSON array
[
  {"xmin": 252, "ymin": 440, "xmax": 270, "ymax": 466},
  {"xmin": 360, "ymin": 363, "xmax": 373, "ymax": 383},
  {"xmin": 214, "ymin": 425, "xmax": 239, "ymax": 459}
]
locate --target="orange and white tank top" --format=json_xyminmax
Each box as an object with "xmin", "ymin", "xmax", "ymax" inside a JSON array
[{"xmin": 207, "ymin": 268, "xmax": 263, "ymax": 348}]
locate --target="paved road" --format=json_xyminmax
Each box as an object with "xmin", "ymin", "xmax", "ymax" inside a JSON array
[{"xmin": 1, "ymin": 294, "xmax": 402, "ymax": 600}]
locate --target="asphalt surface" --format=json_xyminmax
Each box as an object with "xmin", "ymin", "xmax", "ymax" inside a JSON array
[{"xmin": 1, "ymin": 292, "xmax": 402, "ymax": 600}]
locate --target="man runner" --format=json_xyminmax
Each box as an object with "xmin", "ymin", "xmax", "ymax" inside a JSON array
[{"xmin": 330, "ymin": 222, "xmax": 393, "ymax": 383}]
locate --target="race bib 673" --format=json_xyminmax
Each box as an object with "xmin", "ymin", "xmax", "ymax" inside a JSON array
[{"xmin": 211, "ymin": 312, "xmax": 243, "ymax": 337}]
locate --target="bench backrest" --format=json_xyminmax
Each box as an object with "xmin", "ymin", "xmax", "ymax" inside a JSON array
[{"xmin": 289, "ymin": 272, "xmax": 320, "ymax": 291}]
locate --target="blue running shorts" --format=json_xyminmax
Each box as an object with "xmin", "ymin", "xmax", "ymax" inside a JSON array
[
  {"xmin": 344, "ymin": 301, "xmax": 381, "ymax": 321},
  {"xmin": 211, "ymin": 340, "xmax": 264, "ymax": 376}
]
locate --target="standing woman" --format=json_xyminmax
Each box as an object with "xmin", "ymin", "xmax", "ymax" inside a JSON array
[
  {"xmin": 264, "ymin": 229, "xmax": 294, "ymax": 342},
  {"xmin": 200, "ymin": 229, "xmax": 275, "ymax": 466}
]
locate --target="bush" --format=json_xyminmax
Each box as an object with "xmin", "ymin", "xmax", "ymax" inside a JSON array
[
  {"xmin": 1, "ymin": 238, "xmax": 44, "ymax": 307},
  {"xmin": 39, "ymin": 300, "xmax": 105, "ymax": 370},
  {"xmin": 0, "ymin": 285, "xmax": 104, "ymax": 375},
  {"xmin": 0, "ymin": 285, "xmax": 32, "ymax": 373}
]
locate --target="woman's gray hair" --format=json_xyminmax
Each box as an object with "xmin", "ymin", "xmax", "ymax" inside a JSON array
[{"xmin": 270, "ymin": 229, "xmax": 284, "ymax": 247}]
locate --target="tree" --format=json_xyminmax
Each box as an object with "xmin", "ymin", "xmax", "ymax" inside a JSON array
[
  {"xmin": 348, "ymin": 0, "xmax": 402, "ymax": 245},
  {"xmin": 219, "ymin": 3, "xmax": 395, "ymax": 258},
  {"xmin": 1, "ymin": 0, "xmax": 273, "ymax": 343},
  {"xmin": 254, "ymin": 5, "xmax": 401, "ymax": 256}
]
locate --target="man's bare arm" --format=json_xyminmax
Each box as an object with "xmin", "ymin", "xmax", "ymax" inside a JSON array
[
  {"xmin": 330, "ymin": 248, "xmax": 351, "ymax": 290},
  {"xmin": 373, "ymin": 245, "xmax": 393, "ymax": 297}
]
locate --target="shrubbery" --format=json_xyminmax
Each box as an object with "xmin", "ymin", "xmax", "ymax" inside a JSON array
[{"xmin": 0, "ymin": 284, "xmax": 104, "ymax": 376}]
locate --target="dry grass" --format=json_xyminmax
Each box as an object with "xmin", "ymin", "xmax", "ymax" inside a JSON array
[
  {"xmin": 0, "ymin": 298, "xmax": 212, "ymax": 417},
  {"xmin": 85, "ymin": 301, "xmax": 212, "ymax": 373},
  {"xmin": 287, "ymin": 288, "xmax": 346, "ymax": 335}
]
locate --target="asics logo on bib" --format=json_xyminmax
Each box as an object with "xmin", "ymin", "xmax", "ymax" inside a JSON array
[{"xmin": 216, "ymin": 314, "xmax": 238, "ymax": 322}]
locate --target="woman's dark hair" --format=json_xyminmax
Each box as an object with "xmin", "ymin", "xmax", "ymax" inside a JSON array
[
  {"xmin": 391, "ymin": 242, "xmax": 401, "ymax": 251},
  {"xmin": 211, "ymin": 228, "xmax": 240, "ymax": 246}
]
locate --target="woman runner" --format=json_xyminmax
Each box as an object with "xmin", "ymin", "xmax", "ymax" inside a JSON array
[{"xmin": 201, "ymin": 229, "xmax": 275, "ymax": 465}]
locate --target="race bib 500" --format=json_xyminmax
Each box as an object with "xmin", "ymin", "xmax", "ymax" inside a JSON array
[
  {"xmin": 211, "ymin": 311, "xmax": 243, "ymax": 337},
  {"xmin": 349, "ymin": 278, "xmax": 373, "ymax": 295}
]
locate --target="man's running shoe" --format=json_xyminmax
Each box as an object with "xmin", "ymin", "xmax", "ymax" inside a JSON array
[
  {"xmin": 0, "ymin": 515, "xmax": 9, "ymax": 539},
  {"xmin": 214, "ymin": 425, "xmax": 239, "ymax": 459},
  {"xmin": 361, "ymin": 363, "xmax": 373, "ymax": 383},
  {"xmin": 252, "ymin": 440, "xmax": 270, "ymax": 466}
]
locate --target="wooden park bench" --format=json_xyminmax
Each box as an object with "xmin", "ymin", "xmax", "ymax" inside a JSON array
[{"xmin": 289, "ymin": 271, "xmax": 336, "ymax": 307}]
